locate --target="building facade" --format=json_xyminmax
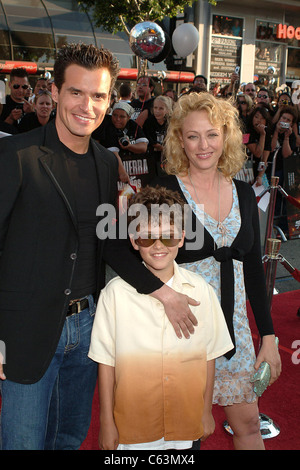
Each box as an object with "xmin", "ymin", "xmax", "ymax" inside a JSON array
[
  {"xmin": 193, "ymin": 0, "xmax": 300, "ymax": 89},
  {"xmin": 0, "ymin": 0, "xmax": 299, "ymax": 91},
  {"xmin": 0, "ymin": 0, "xmax": 195, "ymax": 92}
]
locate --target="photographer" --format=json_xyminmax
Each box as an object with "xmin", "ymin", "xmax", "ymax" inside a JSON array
[
  {"xmin": 271, "ymin": 106, "xmax": 298, "ymax": 161},
  {"xmin": 246, "ymin": 106, "xmax": 273, "ymax": 185},
  {"xmin": 270, "ymin": 105, "xmax": 298, "ymax": 234},
  {"xmin": 103, "ymin": 102, "xmax": 155, "ymax": 194},
  {"xmin": 272, "ymin": 92, "xmax": 292, "ymax": 125}
]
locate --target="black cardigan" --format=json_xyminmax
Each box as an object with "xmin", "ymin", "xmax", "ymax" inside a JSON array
[{"xmin": 105, "ymin": 175, "xmax": 274, "ymax": 358}]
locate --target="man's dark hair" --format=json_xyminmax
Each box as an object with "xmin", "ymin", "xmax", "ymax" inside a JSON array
[
  {"xmin": 119, "ymin": 83, "xmax": 132, "ymax": 98},
  {"xmin": 137, "ymin": 75, "xmax": 155, "ymax": 91},
  {"xmin": 54, "ymin": 43, "xmax": 120, "ymax": 93},
  {"xmin": 10, "ymin": 68, "xmax": 28, "ymax": 80},
  {"xmin": 278, "ymin": 105, "xmax": 298, "ymax": 124},
  {"xmin": 193, "ymin": 74, "xmax": 207, "ymax": 85},
  {"xmin": 258, "ymin": 87, "xmax": 269, "ymax": 96},
  {"xmin": 248, "ymin": 105, "xmax": 272, "ymax": 132}
]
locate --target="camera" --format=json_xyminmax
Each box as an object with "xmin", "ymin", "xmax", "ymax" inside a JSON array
[
  {"xmin": 280, "ymin": 122, "xmax": 290, "ymax": 129},
  {"xmin": 119, "ymin": 135, "xmax": 130, "ymax": 147},
  {"xmin": 116, "ymin": 129, "xmax": 130, "ymax": 147},
  {"xmin": 14, "ymin": 104, "xmax": 23, "ymax": 110},
  {"xmin": 235, "ymin": 66, "xmax": 240, "ymax": 75}
]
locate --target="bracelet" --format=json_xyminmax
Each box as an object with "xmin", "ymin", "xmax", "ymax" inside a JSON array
[{"xmin": 258, "ymin": 161, "xmax": 266, "ymax": 171}]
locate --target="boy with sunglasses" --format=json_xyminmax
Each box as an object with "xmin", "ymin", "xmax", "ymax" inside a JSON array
[{"xmin": 88, "ymin": 186, "xmax": 233, "ymax": 451}]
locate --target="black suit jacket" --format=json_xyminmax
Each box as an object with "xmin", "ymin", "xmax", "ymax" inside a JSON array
[{"xmin": 0, "ymin": 119, "xmax": 118, "ymax": 383}]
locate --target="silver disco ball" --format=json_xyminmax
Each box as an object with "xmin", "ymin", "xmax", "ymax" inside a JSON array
[{"xmin": 129, "ymin": 22, "xmax": 165, "ymax": 60}]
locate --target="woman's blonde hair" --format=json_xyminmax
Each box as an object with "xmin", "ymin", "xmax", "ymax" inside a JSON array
[
  {"xmin": 163, "ymin": 92, "xmax": 246, "ymax": 179},
  {"xmin": 153, "ymin": 95, "xmax": 173, "ymax": 119},
  {"xmin": 238, "ymin": 92, "xmax": 253, "ymax": 112}
]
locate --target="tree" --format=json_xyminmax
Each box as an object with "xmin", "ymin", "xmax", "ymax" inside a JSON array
[
  {"xmin": 78, "ymin": 0, "xmax": 217, "ymax": 36},
  {"xmin": 78, "ymin": 1, "xmax": 217, "ymax": 76}
]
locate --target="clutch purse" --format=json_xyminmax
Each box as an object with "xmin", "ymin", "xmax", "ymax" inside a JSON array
[{"xmin": 250, "ymin": 337, "xmax": 279, "ymax": 397}]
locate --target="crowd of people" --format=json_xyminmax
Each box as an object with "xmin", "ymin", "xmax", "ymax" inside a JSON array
[
  {"xmin": 0, "ymin": 47, "xmax": 289, "ymax": 451},
  {"xmin": 1, "ymin": 67, "xmax": 298, "ymax": 216},
  {"xmin": 0, "ymin": 70, "xmax": 55, "ymax": 135}
]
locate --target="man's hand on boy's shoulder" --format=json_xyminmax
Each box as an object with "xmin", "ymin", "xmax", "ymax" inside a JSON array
[{"xmin": 151, "ymin": 284, "xmax": 199, "ymax": 339}]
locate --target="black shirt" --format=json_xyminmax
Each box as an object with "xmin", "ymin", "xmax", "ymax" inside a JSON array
[
  {"xmin": 143, "ymin": 114, "xmax": 168, "ymax": 163},
  {"xmin": 277, "ymin": 131, "xmax": 297, "ymax": 170},
  {"xmin": 18, "ymin": 112, "xmax": 42, "ymax": 133},
  {"xmin": 130, "ymin": 97, "xmax": 154, "ymax": 121},
  {"xmin": 0, "ymin": 95, "xmax": 24, "ymax": 134},
  {"xmin": 63, "ymin": 143, "xmax": 100, "ymax": 299}
]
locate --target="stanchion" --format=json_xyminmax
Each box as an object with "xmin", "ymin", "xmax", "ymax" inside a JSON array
[
  {"xmin": 258, "ymin": 238, "xmax": 281, "ymax": 439},
  {"xmin": 264, "ymin": 176, "xmax": 279, "ymax": 252}
]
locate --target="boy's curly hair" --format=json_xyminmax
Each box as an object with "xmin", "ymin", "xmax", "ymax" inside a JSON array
[{"xmin": 127, "ymin": 185, "xmax": 185, "ymax": 231}]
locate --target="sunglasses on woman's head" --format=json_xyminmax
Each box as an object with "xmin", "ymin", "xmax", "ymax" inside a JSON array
[
  {"xmin": 12, "ymin": 84, "xmax": 29, "ymax": 90},
  {"xmin": 135, "ymin": 234, "xmax": 182, "ymax": 247}
]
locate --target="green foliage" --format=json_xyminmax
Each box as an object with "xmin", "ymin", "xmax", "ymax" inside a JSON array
[{"xmin": 78, "ymin": 0, "xmax": 195, "ymax": 35}]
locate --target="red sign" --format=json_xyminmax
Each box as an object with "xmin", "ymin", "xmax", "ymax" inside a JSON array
[
  {"xmin": 118, "ymin": 68, "xmax": 194, "ymax": 83},
  {"xmin": 276, "ymin": 24, "xmax": 300, "ymax": 40},
  {"xmin": 0, "ymin": 61, "xmax": 38, "ymax": 74},
  {"xmin": 0, "ymin": 62, "xmax": 194, "ymax": 83}
]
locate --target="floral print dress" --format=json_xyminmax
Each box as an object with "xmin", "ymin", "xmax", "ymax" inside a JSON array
[{"xmin": 177, "ymin": 177, "xmax": 257, "ymax": 406}]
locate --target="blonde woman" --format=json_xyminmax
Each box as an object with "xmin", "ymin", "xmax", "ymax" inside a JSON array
[
  {"xmin": 106, "ymin": 92, "xmax": 281, "ymax": 449},
  {"xmin": 18, "ymin": 90, "xmax": 54, "ymax": 132},
  {"xmin": 156, "ymin": 92, "xmax": 281, "ymax": 449},
  {"xmin": 143, "ymin": 95, "xmax": 173, "ymax": 175},
  {"xmin": 236, "ymin": 93, "xmax": 253, "ymax": 132}
]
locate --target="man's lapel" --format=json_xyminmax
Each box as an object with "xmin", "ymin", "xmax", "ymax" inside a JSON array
[
  {"xmin": 91, "ymin": 138, "xmax": 111, "ymax": 205},
  {"xmin": 38, "ymin": 120, "xmax": 78, "ymax": 232}
]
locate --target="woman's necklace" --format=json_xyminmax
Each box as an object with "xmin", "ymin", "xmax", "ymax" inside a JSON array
[{"xmin": 188, "ymin": 169, "xmax": 227, "ymax": 247}]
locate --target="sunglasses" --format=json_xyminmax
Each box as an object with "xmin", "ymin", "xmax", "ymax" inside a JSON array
[
  {"xmin": 135, "ymin": 234, "xmax": 182, "ymax": 247},
  {"xmin": 258, "ymin": 95, "xmax": 268, "ymax": 98},
  {"xmin": 12, "ymin": 84, "xmax": 29, "ymax": 90},
  {"xmin": 238, "ymin": 101, "xmax": 246, "ymax": 105},
  {"xmin": 246, "ymin": 89, "xmax": 255, "ymax": 92}
]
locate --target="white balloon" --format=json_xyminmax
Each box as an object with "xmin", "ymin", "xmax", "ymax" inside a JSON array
[
  {"xmin": 292, "ymin": 90, "xmax": 300, "ymax": 105},
  {"xmin": 172, "ymin": 23, "xmax": 199, "ymax": 58}
]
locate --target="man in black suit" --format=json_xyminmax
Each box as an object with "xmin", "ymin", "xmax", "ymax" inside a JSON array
[
  {"xmin": 0, "ymin": 43, "xmax": 120, "ymax": 450},
  {"xmin": 0, "ymin": 45, "xmax": 199, "ymax": 452}
]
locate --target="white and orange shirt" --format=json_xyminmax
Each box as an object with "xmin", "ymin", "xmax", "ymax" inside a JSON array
[{"xmin": 88, "ymin": 262, "xmax": 233, "ymax": 444}]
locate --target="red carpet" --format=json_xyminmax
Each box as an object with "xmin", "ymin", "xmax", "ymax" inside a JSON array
[{"xmin": 80, "ymin": 289, "xmax": 300, "ymax": 450}]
